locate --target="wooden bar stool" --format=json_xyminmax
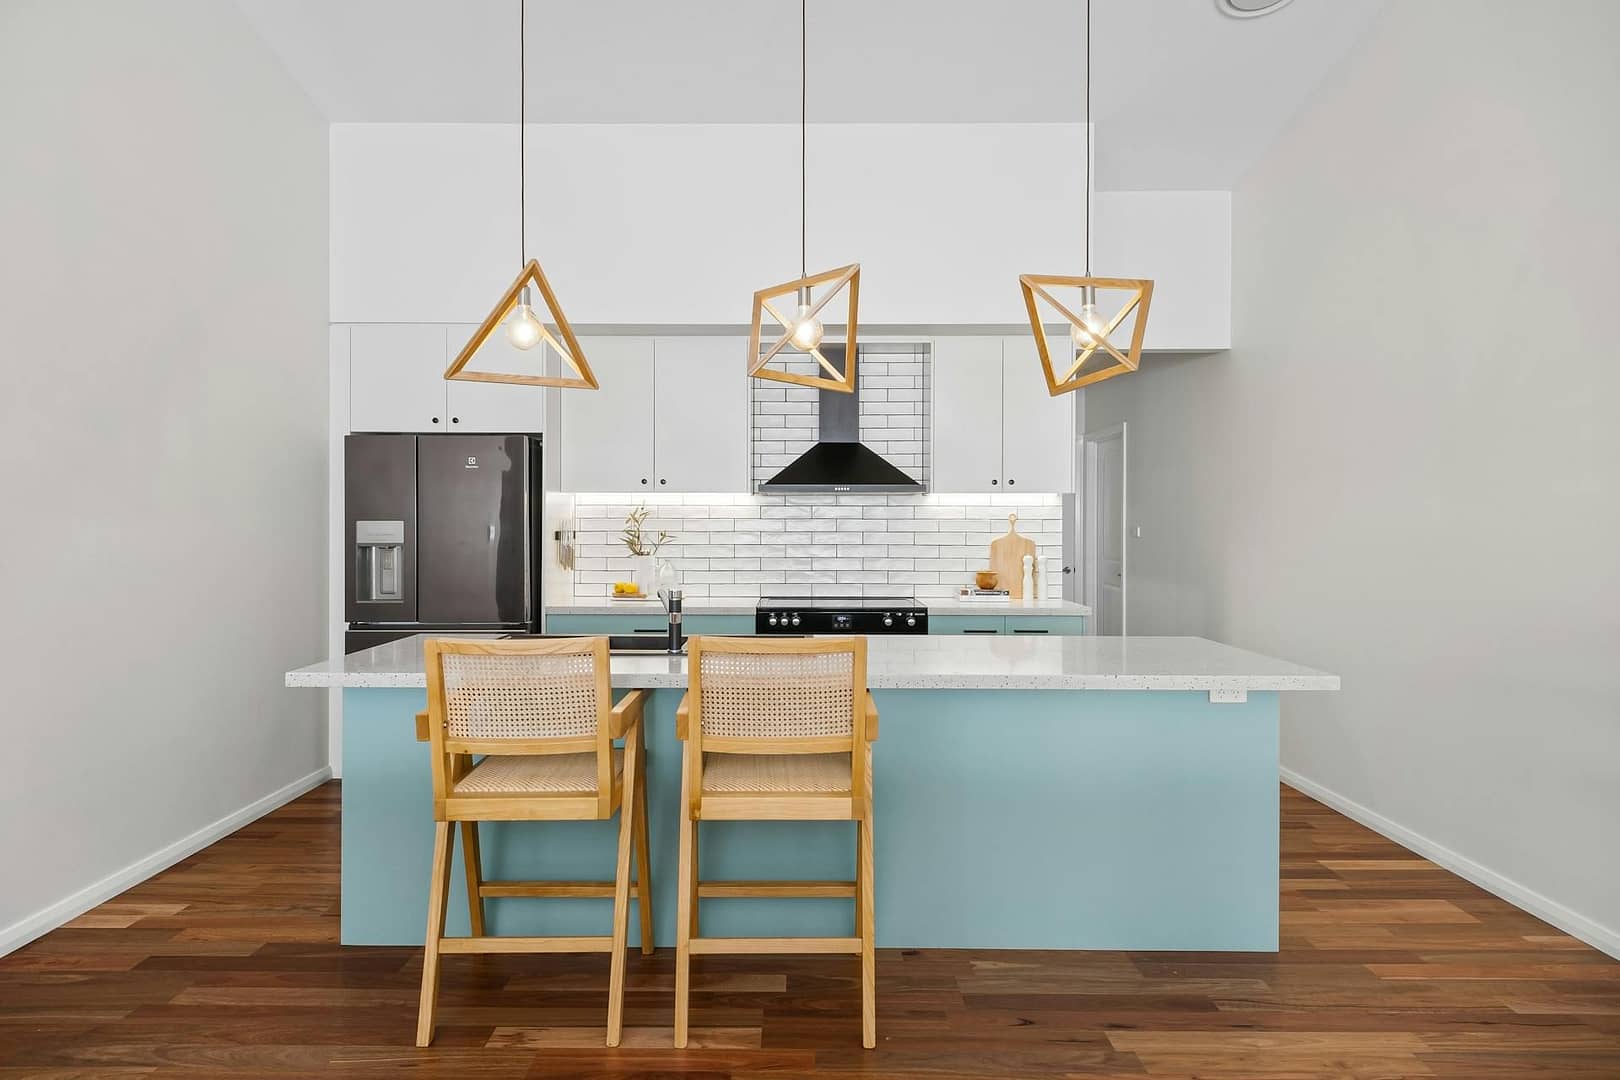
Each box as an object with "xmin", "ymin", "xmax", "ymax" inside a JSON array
[
  {"xmin": 673, "ymin": 636, "xmax": 879, "ymax": 1049},
  {"xmin": 416, "ymin": 636, "xmax": 653, "ymax": 1048}
]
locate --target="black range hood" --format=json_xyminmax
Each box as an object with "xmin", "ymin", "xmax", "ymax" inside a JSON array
[{"xmin": 758, "ymin": 345, "xmax": 925, "ymax": 495}]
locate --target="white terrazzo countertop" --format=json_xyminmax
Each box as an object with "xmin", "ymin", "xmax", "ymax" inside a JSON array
[
  {"xmin": 286, "ymin": 634, "xmax": 1337, "ymax": 694},
  {"xmin": 546, "ymin": 598, "xmax": 1093, "ymax": 618}
]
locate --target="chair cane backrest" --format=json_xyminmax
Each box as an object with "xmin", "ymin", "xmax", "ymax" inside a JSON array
[
  {"xmin": 423, "ymin": 637, "xmax": 615, "ymax": 813},
  {"xmin": 688, "ymin": 635, "xmax": 868, "ymax": 753}
]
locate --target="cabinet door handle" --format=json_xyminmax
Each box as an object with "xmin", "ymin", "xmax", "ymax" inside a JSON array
[
  {"xmin": 1008, "ymin": 478, "xmax": 1016, "ymax": 486},
  {"xmin": 632, "ymin": 627, "xmax": 665, "ymax": 634},
  {"xmin": 991, "ymin": 479, "xmax": 998, "ymax": 486},
  {"xmin": 431, "ymin": 417, "xmax": 440, "ymax": 424},
  {"xmin": 659, "ymin": 478, "xmax": 666, "ymax": 485},
  {"xmin": 451, "ymin": 416, "xmax": 460, "ymax": 424},
  {"xmin": 962, "ymin": 628, "xmax": 1000, "ymax": 635},
  {"xmin": 641, "ymin": 478, "xmax": 648, "ymax": 485},
  {"xmin": 1012, "ymin": 628, "xmax": 1049, "ymax": 634}
]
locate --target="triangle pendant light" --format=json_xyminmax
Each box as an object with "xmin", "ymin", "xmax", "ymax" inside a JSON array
[
  {"xmin": 445, "ymin": 0, "xmax": 598, "ymax": 391},
  {"xmin": 1021, "ymin": 0, "xmax": 1153, "ymax": 396},
  {"xmin": 748, "ymin": 0, "xmax": 861, "ymax": 394}
]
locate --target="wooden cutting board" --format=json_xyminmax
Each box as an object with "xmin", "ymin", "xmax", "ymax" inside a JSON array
[{"xmin": 988, "ymin": 513, "xmax": 1037, "ymax": 599}]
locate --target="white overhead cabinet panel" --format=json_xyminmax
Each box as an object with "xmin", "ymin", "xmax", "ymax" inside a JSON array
[
  {"xmin": 349, "ymin": 325, "xmax": 450, "ymax": 431},
  {"xmin": 558, "ymin": 337, "xmax": 751, "ymax": 494},
  {"xmin": 806, "ymin": 125, "xmax": 1087, "ymax": 326},
  {"xmin": 443, "ymin": 325, "xmax": 548, "ymax": 433},
  {"xmin": 559, "ymin": 337, "xmax": 656, "ymax": 492},
  {"xmin": 650, "ymin": 338, "xmax": 749, "ymax": 493},
  {"xmin": 999, "ymin": 335, "xmax": 1073, "ymax": 493},
  {"xmin": 932, "ymin": 337, "xmax": 1006, "ymax": 494},
  {"xmin": 931, "ymin": 336, "xmax": 1073, "ymax": 494},
  {"xmin": 1092, "ymin": 191, "xmax": 1232, "ymax": 350}
]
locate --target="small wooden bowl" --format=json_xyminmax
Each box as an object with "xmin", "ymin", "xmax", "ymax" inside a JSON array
[{"xmin": 975, "ymin": 570, "xmax": 999, "ymax": 591}]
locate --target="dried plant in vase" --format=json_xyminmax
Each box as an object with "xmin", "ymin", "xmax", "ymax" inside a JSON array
[
  {"xmin": 620, "ymin": 504, "xmax": 674, "ymax": 557},
  {"xmin": 619, "ymin": 505, "xmax": 674, "ymax": 598}
]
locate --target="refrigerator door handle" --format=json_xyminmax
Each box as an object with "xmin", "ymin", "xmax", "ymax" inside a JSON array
[{"xmin": 489, "ymin": 523, "xmax": 497, "ymax": 543}]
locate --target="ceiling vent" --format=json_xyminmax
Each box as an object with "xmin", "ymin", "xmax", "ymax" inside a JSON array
[{"xmin": 1216, "ymin": 0, "xmax": 1297, "ymax": 17}]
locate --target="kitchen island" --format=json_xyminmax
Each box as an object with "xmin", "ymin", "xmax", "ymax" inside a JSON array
[{"xmin": 287, "ymin": 635, "xmax": 1337, "ymax": 950}]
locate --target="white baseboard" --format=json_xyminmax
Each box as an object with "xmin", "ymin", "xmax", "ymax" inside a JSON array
[
  {"xmin": 1281, "ymin": 766, "xmax": 1620, "ymax": 961},
  {"xmin": 0, "ymin": 765, "xmax": 332, "ymax": 958}
]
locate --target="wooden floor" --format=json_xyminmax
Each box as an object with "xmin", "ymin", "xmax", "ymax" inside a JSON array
[{"xmin": 3, "ymin": 783, "xmax": 1618, "ymax": 1078}]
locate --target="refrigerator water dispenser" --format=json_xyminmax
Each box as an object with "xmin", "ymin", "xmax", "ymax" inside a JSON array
[{"xmin": 355, "ymin": 520, "xmax": 405, "ymax": 603}]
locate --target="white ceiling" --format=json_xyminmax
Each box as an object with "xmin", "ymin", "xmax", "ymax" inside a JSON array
[{"xmin": 234, "ymin": 0, "xmax": 1386, "ymax": 189}]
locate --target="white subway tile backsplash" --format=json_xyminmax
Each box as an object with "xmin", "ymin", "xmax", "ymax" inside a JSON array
[{"xmin": 567, "ymin": 491, "xmax": 1065, "ymax": 599}]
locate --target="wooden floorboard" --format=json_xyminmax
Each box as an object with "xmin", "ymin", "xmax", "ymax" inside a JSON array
[{"xmin": 2, "ymin": 781, "xmax": 1617, "ymax": 1078}]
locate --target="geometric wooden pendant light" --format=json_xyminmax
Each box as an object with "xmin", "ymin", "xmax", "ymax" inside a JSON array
[
  {"xmin": 748, "ymin": 263, "xmax": 861, "ymax": 393},
  {"xmin": 1022, "ymin": 274, "xmax": 1152, "ymax": 393},
  {"xmin": 748, "ymin": 0, "xmax": 861, "ymax": 394},
  {"xmin": 445, "ymin": 259, "xmax": 598, "ymax": 390},
  {"xmin": 1021, "ymin": 0, "xmax": 1152, "ymax": 397},
  {"xmin": 445, "ymin": 0, "xmax": 598, "ymax": 392}
]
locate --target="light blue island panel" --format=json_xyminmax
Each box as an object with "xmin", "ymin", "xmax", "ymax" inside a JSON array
[{"xmin": 342, "ymin": 686, "xmax": 1278, "ymax": 951}]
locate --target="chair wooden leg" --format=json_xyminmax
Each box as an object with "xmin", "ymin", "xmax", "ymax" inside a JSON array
[
  {"xmin": 606, "ymin": 727, "xmax": 640, "ymax": 1047},
  {"xmin": 689, "ymin": 818, "xmax": 701, "ymax": 938},
  {"xmin": 459, "ymin": 821, "xmax": 485, "ymax": 937},
  {"xmin": 632, "ymin": 743, "xmax": 655, "ymax": 956},
  {"xmin": 674, "ymin": 747, "xmax": 696, "ymax": 1049},
  {"xmin": 859, "ymin": 749, "xmax": 876, "ymax": 1049},
  {"xmin": 416, "ymin": 820, "xmax": 454, "ymax": 1048}
]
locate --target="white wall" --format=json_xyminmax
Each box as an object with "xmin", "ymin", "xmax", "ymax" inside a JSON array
[
  {"xmin": 329, "ymin": 122, "xmax": 1231, "ymax": 343},
  {"xmin": 0, "ymin": 0, "xmax": 330, "ymax": 952},
  {"xmin": 1085, "ymin": 1, "xmax": 1620, "ymax": 953}
]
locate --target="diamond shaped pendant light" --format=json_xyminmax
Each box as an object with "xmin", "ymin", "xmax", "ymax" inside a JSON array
[
  {"xmin": 1022, "ymin": 0, "xmax": 1152, "ymax": 396},
  {"xmin": 445, "ymin": 0, "xmax": 597, "ymax": 392},
  {"xmin": 748, "ymin": 0, "xmax": 861, "ymax": 394}
]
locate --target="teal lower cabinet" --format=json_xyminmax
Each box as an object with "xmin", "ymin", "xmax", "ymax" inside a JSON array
[
  {"xmin": 544, "ymin": 613, "xmax": 754, "ymax": 636},
  {"xmin": 544, "ymin": 614, "xmax": 672, "ymax": 635},
  {"xmin": 928, "ymin": 615, "xmax": 1011, "ymax": 635},
  {"xmin": 684, "ymin": 615, "xmax": 754, "ymax": 635},
  {"xmin": 1005, "ymin": 615, "xmax": 1089, "ymax": 636},
  {"xmin": 929, "ymin": 614, "xmax": 1088, "ymax": 635}
]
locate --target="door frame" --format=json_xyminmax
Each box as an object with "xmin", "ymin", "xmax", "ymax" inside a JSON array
[{"xmin": 1078, "ymin": 422, "xmax": 1127, "ymax": 636}]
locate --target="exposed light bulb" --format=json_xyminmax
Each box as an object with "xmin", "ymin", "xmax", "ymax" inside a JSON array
[
  {"xmin": 1070, "ymin": 303, "xmax": 1107, "ymax": 348},
  {"xmin": 505, "ymin": 302, "xmax": 543, "ymax": 350},
  {"xmin": 789, "ymin": 303, "xmax": 824, "ymax": 351}
]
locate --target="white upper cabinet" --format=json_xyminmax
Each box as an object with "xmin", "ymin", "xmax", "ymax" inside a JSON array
[
  {"xmin": 349, "ymin": 325, "xmax": 449, "ymax": 432},
  {"xmin": 932, "ymin": 337, "xmax": 1005, "ymax": 494},
  {"xmin": 930, "ymin": 336, "xmax": 1073, "ymax": 494},
  {"xmin": 999, "ymin": 335, "xmax": 1073, "ymax": 493},
  {"xmin": 1092, "ymin": 191, "xmax": 1231, "ymax": 350},
  {"xmin": 558, "ymin": 336, "xmax": 751, "ymax": 494},
  {"xmin": 348, "ymin": 323, "xmax": 548, "ymax": 434},
  {"xmin": 442, "ymin": 324, "xmax": 548, "ymax": 434},
  {"xmin": 651, "ymin": 338, "xmax": 750, "ymax": 493},
  {"xmin": 558, "ymin": 337, "xmax": 657, "ymax": 492}
]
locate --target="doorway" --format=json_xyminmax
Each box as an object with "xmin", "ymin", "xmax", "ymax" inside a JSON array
[{"xmin": 1080, "ymin": 423, "xmax": 1127, "ymax": 635}]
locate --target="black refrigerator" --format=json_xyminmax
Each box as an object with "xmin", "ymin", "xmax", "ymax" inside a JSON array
[{"xmin": 345, "ymin": 434, "xmax": 543, "ymax": 653}]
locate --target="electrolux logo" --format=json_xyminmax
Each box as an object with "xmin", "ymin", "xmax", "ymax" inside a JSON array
[{"xmin": 465, "ymin": 456, "xmax": 479, "ymax": 469}]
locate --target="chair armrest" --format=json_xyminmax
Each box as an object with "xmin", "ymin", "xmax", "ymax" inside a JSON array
[
  {"xmin": 609, "ymin": 689, "xmax": 648, "ymax": 738},
  {"xmin": 415, "ymin": 711, "xmax": 430, "ymax": 743},
  {"xmin": 864, "ymin": 692, "xmax": 879, "ymax": 741},
  {"xmin": 675, "ymin": 693, "xmax": 692, "ymax": 740}
]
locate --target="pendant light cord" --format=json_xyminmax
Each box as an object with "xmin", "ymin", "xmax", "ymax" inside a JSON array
[
  {"xmin": 800, "ymin": 0, "xmax": 808, "ymax": 280},
  {"xmin": 519, "ymin": 0, "xmax": 527, "ymax": 268},
  {"xmin": 1083, "ymin": 0, "xmax": 1092, "ymax": 275}
]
